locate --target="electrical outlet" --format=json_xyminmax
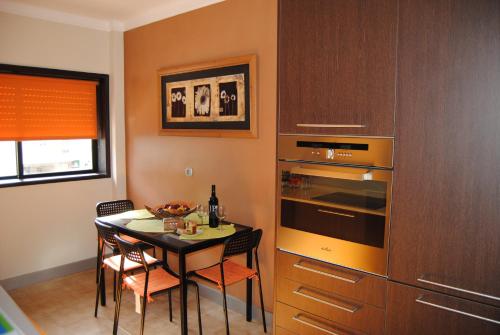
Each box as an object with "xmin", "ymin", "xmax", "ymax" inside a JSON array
[{"xmin": 185, "ymin": 167, "xmax": 193, "ymax": 177}]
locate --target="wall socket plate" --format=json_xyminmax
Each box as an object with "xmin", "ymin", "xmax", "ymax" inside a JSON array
[{"xmin": 185, "ymin": 167, "xmax": 193, "ymax": 177}]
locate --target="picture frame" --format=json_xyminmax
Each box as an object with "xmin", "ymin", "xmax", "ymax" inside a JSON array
[{"xmin": 158, "ymin": 54, "xmax": 257, "ymax": 138}]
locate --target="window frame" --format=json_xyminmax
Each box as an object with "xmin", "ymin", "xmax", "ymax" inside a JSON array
[{"xmin": 0, "ymin": 64, "xmax": 110, "ymax": 187}]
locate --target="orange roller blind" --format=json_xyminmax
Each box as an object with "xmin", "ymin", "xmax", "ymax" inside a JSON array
[{"xmin": 0, "ymin": 73, "xmax": 98, "ymax": 141}]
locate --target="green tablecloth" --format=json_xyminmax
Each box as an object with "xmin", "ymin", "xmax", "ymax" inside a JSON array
[
  {"xmin": 183, "ymin": 212, "xmax": 209, "ymax": 225},
  {"xmin": 101, "ymin": 209, "xmax": 155, "ymax": 221},
  {"xmin": 126, "ymin": 219, "xmax": 174, "ymax": 233},
  {"xmin": 180, "ymin": 224, "xmax": 236, "ymax": 240}
]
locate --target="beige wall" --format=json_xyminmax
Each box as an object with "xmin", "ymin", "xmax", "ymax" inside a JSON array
[
  {"xmin": 124, "ymin": 0, "xmax": 277, "ymax": 310},
  {"xmin": 0, "ymin": 12, "xmax": 126, "ymax": 280}
]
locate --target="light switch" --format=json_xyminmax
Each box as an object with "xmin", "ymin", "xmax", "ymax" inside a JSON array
[{"xmin": 185, "ymin": 167, "xmax": 193, "ymax": 176}]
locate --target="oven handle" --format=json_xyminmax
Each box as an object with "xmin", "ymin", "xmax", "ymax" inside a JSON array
[
  {"xmin": 290, "ymin": 166, "xmax": 372, "ymax": 181},
  {"xmin": 318, "ymin": 209, "xmax": 355, "ymax": 218}
]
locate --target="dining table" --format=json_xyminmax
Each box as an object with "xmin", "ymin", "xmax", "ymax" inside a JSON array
[{"xmin": 95, "ymin": 212, "xmax": 254, "ymax": 335}]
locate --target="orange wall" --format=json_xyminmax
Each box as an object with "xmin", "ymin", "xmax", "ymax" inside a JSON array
[{"xmin": 124, "ymin": 0, "xmax": 277, "ymax": 311}]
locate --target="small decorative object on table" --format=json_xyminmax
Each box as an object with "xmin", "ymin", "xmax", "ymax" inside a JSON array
[{"xmin": 163, "ymin": 217, "xmax": 184, "ymax": 231}]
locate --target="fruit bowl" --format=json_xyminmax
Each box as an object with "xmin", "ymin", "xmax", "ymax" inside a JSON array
[{"xmin": 145, "ymin": 200, "xmax": 196, "ymax": 218}]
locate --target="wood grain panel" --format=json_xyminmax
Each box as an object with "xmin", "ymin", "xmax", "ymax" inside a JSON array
[
  {"xmin": 275, "ymin": 326, "xmax": 296, "ymax": 335},
  {"xmin": 277, "ymin": 277, "xmax": 385, "ymax": 334},
  {"xmin": 386, "ymin": 282, "xmax": 500, "ymax": 335},
  {"xmin": 389, "ymin": 0, "xmax": 500, "ymax": 307},
  {"xmin": 278, "ymin": 0, "xmax": 397, "ymax": 136},
  {"xmin": 275, "ymin": 302, "xmax": 366, "ymax": 335},
  {"xmin": 277, "ymin": 250, "xmax": 387, "ymax": 308}
]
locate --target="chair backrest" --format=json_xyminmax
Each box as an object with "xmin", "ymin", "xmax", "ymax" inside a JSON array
[
  {"xmin": 114, "ymin": 234, "xmax": 148, "ymax": 271},
  {"xmin": 222, "ymin": 229, "xmax": 263, "ymax": 260},
  {"xmin": 96, "ymin": 200, "xmax": 134, "ymax": 217},
  {"xmin": 95, "ymin": 220, "xmax": 119, "ymax": 250}
]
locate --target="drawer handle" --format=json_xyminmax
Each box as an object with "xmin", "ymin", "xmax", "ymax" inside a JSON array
[
  {"xmin": 318, "ymin": 209, "xmax": 355, "ymax": 218},
  {"xmin": 417, "ymin": 276, "xmax": 500, "ymax": 302},
  {"xmin": 415, "ymin": 295, "xmax": 500, "ymax": 325},
  {"xmin": 293, "ymin": 262, "xmax": 361, "ymax": 284},
  {"xmin": 293, "ymin": 288, "xmax": 359, "ymax": 313},
  {"xmin": 292, "ymin": 315, "xmax": 343, "ymax": 335},
  {"xmin": 296, "ymin": 123, "xmax": 366, "ymax": 128}
]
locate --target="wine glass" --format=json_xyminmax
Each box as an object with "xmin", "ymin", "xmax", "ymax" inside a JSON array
[
  {"xmin": 196, "ymin": 204, "xmax": 207, "ymax": 225},
  {"xmin": 216, "ymin": 205, "xmax": 226, "ymax": 231}
]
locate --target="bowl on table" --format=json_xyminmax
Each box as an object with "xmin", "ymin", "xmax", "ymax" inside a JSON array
[{"xmin": 145, "ymin": 200, "xmax": 196, "ymax": 218}]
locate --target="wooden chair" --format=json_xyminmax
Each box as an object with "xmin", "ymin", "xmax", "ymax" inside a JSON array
[
  {"xmin": 189, "ymin": 229, "xmax": 266, "ymax": 335},
  {"xmin": 114, "ymin": 234, "xmax": 203, "ymax": 335},
  {"xmin": 95, "ymin": 200, "xmax": 156, "ymax": 300},
  {"xmin": 94, "ymin": 221, "xmax": 160, "ymax": 318}
]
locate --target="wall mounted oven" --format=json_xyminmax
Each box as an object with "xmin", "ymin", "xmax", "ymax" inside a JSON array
[{"xmin": 277, "ymin": 135, "xmax": 394, "ymax": 276}]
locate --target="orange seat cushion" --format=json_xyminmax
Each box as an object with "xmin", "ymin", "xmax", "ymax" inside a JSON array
[
  {"xmin": 123, "ymin": 269, "xmax": 179, "ymax": 302},
  {"xmin": 195, "ymin": 260, "xmax": 257, "ymax": 289},
  {"xmin": 103, "ymin": 252, "xmax": 157, "ymax": 272},
  {"xmin": 120, "ymin": 235, "xmax": 141, "ymax": 244}
]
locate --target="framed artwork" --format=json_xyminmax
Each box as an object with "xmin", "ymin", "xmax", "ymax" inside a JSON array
[{"xmin": 158, "ymin": 55, "xmax": 257, "ymax": 138}]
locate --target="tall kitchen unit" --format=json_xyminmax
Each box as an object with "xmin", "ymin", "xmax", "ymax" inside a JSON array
[
  {"xmin": 387, "ymin": 0, "xmax": 500, "ymax": 333},
  {"xmin": 275, "ymin": 0, "xmax": 500, "ymax": 334}
]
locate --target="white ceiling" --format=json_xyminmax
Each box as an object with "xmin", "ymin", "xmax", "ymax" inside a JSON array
[{"xmin": 0, "ymin": 0, "xmax": 225, "ymax": 31}]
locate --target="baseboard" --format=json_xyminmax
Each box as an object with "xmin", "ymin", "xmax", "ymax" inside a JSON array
[
  {"xmin": 0, "ymin": 257, "xmax": 96, "ymax": 291},
  {"xmin": 197, "ymin": 283, "xmax": 273, "ymax": 328}
]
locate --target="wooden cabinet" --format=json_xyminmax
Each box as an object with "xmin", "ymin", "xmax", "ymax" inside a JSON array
[
  {"xmin": 278, "ymin": 0, "xmax": 398, "ymax": 136},
  {"xmin": 386, "ymin": 282, "xmax": 500, "ymax": 335},
  {"xmin": 276, "ymin": 250, "xmax": 387, "ymax": 308},
  {"xmin": 276, "ymin": 302, "xmax": 366, "ymax": 335},
  {"xmin": 274, "ymin": 250, "xmax": 386, "ymax": 334},
  {"xmin": 389, "ymin": 0, "xmax": 500, "ymax": 307}
]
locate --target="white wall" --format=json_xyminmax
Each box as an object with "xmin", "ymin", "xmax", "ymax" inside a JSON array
[{"xmin": 0, "ymin": 12, "xmax": 126, "ymax": 280}]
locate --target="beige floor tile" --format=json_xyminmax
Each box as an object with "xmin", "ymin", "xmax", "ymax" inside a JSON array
[{"xmin": 9, "ymin": 269, "xmax": 268, "ymax": 334}]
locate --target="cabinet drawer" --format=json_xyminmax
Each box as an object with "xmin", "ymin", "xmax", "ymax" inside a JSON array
[
  {"xmin": 275, "ymin": 326, "xmax": 296, "ymax": 335},
  {"xmin": 277, "ymin": 250, "xmax": 386, "ymax": 308},
  {"xmin": 277, "ymin": 277, "xmax": 385, "ymax": 335},
  {"xmin": 276, "ymin": 302, "xmax": 366, "ymax": 335},
  {"xmin": 387, "ymin": 281, "xmax": 500, "ymax": 335}
]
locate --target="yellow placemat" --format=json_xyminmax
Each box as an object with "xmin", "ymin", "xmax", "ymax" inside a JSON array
[
  {"xmin": 101, "ymin": 209, "xmax": 156, "ymax": 221},
  {"xmin": 126, "ymin": 219, "xmax": 173, "ymax": 233},
  {"xmin": 180, "ymin": 224, "xmax": 236, "ymax": 240},
  {"xmin": 183, "ymin": 212, "xmax": 209, "ymax": 225}
]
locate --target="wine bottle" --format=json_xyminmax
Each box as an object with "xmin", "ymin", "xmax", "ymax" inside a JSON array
[{"xmin": 208, "ymin": 184, "xmax": 219, "ymax": 228}]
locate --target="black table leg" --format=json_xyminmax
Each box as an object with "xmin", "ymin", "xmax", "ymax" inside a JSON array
[
  {"xmin": 100, "ymin": 268, "xmax": 106, "ymax": 306},
  {"xmin": 179, "ymin": 252, "xmax": 188, "ymax": 335},
  {"xmin": 162, "ymin": 248, "xmax": 168, "ymax": 269},
  {"xmin": 246, "ymin": 249, "xmax": 253, "ymax": 322}
]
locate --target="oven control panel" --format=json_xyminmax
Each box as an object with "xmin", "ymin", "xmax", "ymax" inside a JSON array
[{"xmin": 279, "ymin": 135, "xmax": 394, "ymax": 169}]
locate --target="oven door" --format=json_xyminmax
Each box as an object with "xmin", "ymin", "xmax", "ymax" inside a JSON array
[{"xmin": 277, "ymin": 160, "xmax": 392, "ymax": 276}]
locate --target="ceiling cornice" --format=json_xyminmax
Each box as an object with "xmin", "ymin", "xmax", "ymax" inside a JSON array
[
  {"xmin": 124, "ymin": 0, "xmax": 224, "ymax": 31},
  {"xmin": 0, "ymin": 0, "xmax": 115, "ymax": 31},
  {"xmin": 0, "ymin": 0, "xmax": 224, "ymax": 32}
]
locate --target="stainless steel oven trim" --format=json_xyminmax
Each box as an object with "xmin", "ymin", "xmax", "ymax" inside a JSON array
[{"xmin": 277, "ymin": 157, "xmax": 393, "ymax": 276}]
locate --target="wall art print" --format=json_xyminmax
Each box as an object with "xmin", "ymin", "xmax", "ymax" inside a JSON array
[{"xmin": 159, "ymin": 55, "xmax": 256, "ymax": 137}]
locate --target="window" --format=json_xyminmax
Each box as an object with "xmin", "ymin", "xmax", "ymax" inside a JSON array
[{"xmin": 0, "ymin": 64, "xmax": 110, "ymax": 187}]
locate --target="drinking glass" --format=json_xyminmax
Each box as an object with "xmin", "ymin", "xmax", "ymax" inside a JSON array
[
  {"xmin": 196, "ymin": 204, "xmax": 207, "ymax": 225},
  {"xmin": 216, "ymin": 205, "xmax": 226, "ymax": 231}
]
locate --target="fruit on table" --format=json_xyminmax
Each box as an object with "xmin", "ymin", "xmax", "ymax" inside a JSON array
[{"xmin": 164, "ymin": 203, "xmax": 190, "ymax": 213}]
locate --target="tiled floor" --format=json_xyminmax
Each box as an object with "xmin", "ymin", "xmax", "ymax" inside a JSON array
[{"xmin": 9, "ymin": 269, "xmax": 268, "ymax": 334}]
